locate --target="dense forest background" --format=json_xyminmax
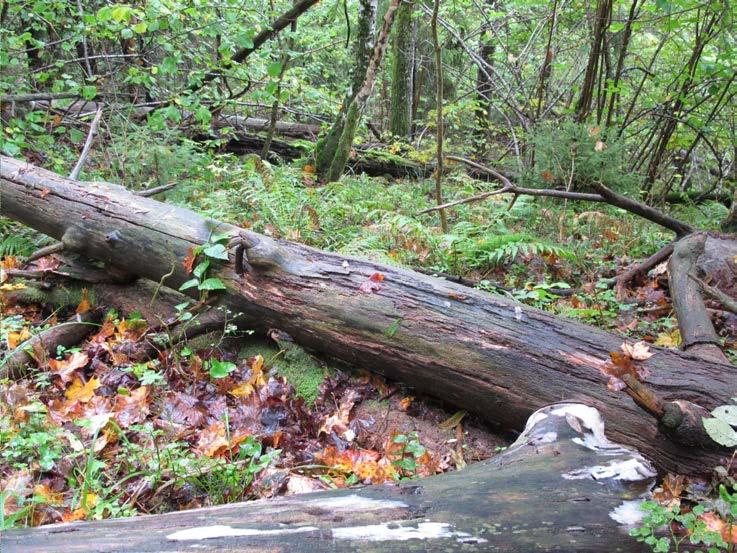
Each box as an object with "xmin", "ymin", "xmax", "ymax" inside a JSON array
[{"xmin": 1, "ymin": 0, "xmax": 737, "ymax": 548}]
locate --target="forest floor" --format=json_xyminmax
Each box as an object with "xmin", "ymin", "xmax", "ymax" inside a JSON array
[{"xmin": 1, "ymin": 143, "xmax": 735, "ymax": 529}]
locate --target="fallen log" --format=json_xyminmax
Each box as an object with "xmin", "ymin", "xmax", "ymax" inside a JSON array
[
  {"xmin": 1, "ymin": 155, "xmax": 735, "ymax": 475},
  {"xmin": 3, "ymin": 403, "xmax": 656, "ymax": 552},
  {"xmin": 0, "ymin": 311, "xmax": 101, "ymax": 380},
  {"xmin": 219, "ymin": 132, "xmax": 432, "ymax": 178}
]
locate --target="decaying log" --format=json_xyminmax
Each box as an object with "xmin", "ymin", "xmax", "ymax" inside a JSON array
[
  {"xmin": 668, "ymin": 233, "xmax": 730, "ymax": 363},
  {"xmin": 0, "ymin": 311, "xmax": 101, "ymax": 380},
  {"xmin": 1, "ymin": 156, "xmax": 735, "ymax": 475},
  {"xmin": 4, "ymin": 403, "xmax": 656, "ymax": 552},
  {"xmin": 2, "ymin": 278, "xmax": 227, "ymax": 366}
]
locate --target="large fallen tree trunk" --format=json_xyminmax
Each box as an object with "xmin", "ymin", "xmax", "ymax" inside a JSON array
[
  {"xmin": 4, "ymin": 403, "xmax": 656, "ymax": 552},
  {"xmin": 1, "ymin": 155, "xmax": 734, "ymax": 475}
]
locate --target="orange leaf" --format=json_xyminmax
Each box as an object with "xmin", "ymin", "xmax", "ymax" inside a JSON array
[
  {"xmin": 76, "ymin": 288, "xmax": 92, "ymax": 314},
  {"xmin": 33, "ymin": 484, "xmax": 64, "ymax": 506},
  {"xmin": 183, "ymin": 246, "xmax": 197, "ymax": 274},
  {"xmin": 113, "ymin": 386, "xmax": 150, "ymax": 428},
  {"xmin": 65, "ymin": 377, "xmax": 100, "ymax": 403},
  {"xmin": 49, "ymin": 351, "xmax": 89, "ymax": 385},
  {"xmin": 61, "ymin": 508, "xmax": 87, "ymax": 522},
  {"xmin": 541, "ymin": 170, "xmax": 556, "ymax": 183},
  {"xmin": 7, "ymin": 328, "xmax": 31, "ymax": 349}
]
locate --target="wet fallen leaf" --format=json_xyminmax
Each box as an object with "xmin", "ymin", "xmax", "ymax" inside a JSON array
[
  {"xmin": 7, "ymin": 327, "xmax": 31, "ymax": 349},
  {"xmin": 621, "ymin": 340, "xmax": 654, "ymax": 360},
  {"xmin": 49, "ymin": 352, "xmax": 90, "ymax": 385},
  {"xmin": 65, "ymin": 377, "xmax": 100, "ymax": 403},
  {"xmin": 183, "ymin": 246, "xmax": 197, "ymax": 274}
]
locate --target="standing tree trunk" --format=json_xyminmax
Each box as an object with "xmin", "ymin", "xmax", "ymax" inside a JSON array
[
  {"xmin": 575, "ymin": 0, "xmax": 612, "ymax": 122},
  {"xmin": 314, "ymin": 0, "xmax": 378, "ymax": 174},
  {"xmin": 474, "ymin": 0, "xmax": 497, "ymax": 154},
  {"xmin": 388, "ymin": 0, "xmax": 414, "ymax": 138},
  {"xmin": 643, "ymin": 8, "xmax": 722, "ymax": 190},
  {"xmin": 431, "ymin": 0, "xmax": 448, "ymax": 232},
  {"xmin": 325, "ymin": 0, "xmax": 402, "ymax": 182}
]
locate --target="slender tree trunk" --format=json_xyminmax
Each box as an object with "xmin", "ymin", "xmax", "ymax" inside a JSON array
[
  {"xmin": 315, "ymin": 0, "xmax": 378, "ymax": 174},
  {"xmin": 431, "ymin": 0, "xmax": 448, "ymax": 232},
  {"xmin": 474, "ymin": 0, "xmax": 497, "ymax": 154},
  {"xmin": 575, "ymin": 0, "xmax": 612, "ymax": 122},
  {"xmin": 604, "ymin": 0, "xmax": 639, "ymax": 128},
  {"xmin": 388, "ymin": 0, "xmax": 414, "ymax": 138},
  {"xmin": 325, "ymin": 0, "xmax": 402, "ymax": 182},
  {"xmin": 262, "ymin": 7, "xmax": 297, "ymax": 158},
  {"xmin": 643, "ymin": 11, "xmax": 721, "ymax": 190}
]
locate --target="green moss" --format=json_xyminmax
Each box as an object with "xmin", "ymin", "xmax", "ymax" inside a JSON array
[{"xmin": 238, "ymin": 338, "xmax": 333, "ymax": 405}]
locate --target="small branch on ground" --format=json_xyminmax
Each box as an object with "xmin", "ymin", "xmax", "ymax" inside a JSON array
[{"xmin": 690, "ymin": 273, "xmax": 737, "ymax": 315}]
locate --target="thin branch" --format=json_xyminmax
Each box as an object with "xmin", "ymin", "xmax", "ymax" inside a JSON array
[
  {"xmin": 69, "ymin": 108, "xmax": 103, "ymax": 180},
  {"xmin": 421, "ymin": 156, "xmax": 694, "ymax": 238},
  {"xmin": 691, "ymin": 274, "xmax": 737, "ymax": 315}
]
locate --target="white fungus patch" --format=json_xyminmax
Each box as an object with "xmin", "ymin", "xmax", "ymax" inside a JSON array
[
  {"xmin": 332, "ymin": 521, "xmax": 485, "ymax": 543},
  {"xmin": 166, "ymin": 525, "xmax": 318, "ymax": 541},
  {"xmin": 609, "ymin": 500, "xmax": 647, "ymax": 526},
  {"xmin": 303, "ymin": 494, "xmax": 407, "ymax": 512},
  {"xmin": 562, "ymin": 458, "xmax": 657, "ymax": 481}
]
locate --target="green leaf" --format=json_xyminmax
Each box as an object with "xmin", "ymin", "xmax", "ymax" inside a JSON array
[
  {"xmin": 160, "ymin": 57, "xmax": 178, "ymax": 74},
  {"xmin": 2, "ymin": 142, "xmax": 20, "ymax": 156},
  {"xmin": 703, "ymin": 417, "xmax": 737, "ymax": 447},
  {"xmin": 121, "ymin": 28, "xmax": 133, "ymax": 39},
  {"xmin": 132, "ymin": 22, "xmax": 147, "ymax": 34},
  {"xmin": 711, "ymin": 405, "xmax": 737, "ymax": 426},
  {"xmin": 267, "ymin": 61, "xmax": 282, "ymax": 78},
  {"xmin": 111, "ymin": 5, "xmax": 131, "ymax": 22},
  {"xmin": 208, "ymin": 359, "xmax": 236, "ymax": 379},
  {"xmin": 179, "ymin": 278, "xmax": 199, "ymax": 291},
  {"xmin": 198, "ymin": 278, "xmax": 226, "ymax": 291},
  {"xmin": 81, "ymin": 85, "xmax": 97, "ymax": 100},
  {"xmin": 193, "ymin": 260, "xmax": 210, "ymax": 279},
  {"xmin": 203, "ymin": 243, "xmax": 228, "ymax": 260}
]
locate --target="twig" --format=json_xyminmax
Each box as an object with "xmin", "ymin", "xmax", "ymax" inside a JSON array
[
  {"xmin": 690, "ymin": 273, "xmax": 737, "ymax": 315},
  {"xmin": 25, "ymin": 242, "xmax": 66, "ymax": 263},
  {"xmin": 136, "ymin": 183, "xmax": 177, "ymax": 197},
  {"xmin": 611, "ymin": 242, "xmax": 675, "ymax": 290},
  {"xmin": 69, "ymin": 107, "xmax": 103, "ymax": 180}
]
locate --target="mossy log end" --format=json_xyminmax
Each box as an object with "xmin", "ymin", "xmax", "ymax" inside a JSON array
[{"xmin": 4, "ymin": 403, "xmax": 655, "ymax": 552}]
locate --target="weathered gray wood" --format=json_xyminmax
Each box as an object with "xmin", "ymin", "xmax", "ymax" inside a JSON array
[
  {"xmin": 668, "ymin": 233, "xmax": 729, "ymax": 363},
  {"xmin": 3, "ymin": 403, "xmax": 654, "ymax": 552},
  {"xmin": 1, "ymin": 155, "xmax": 734, "ymax": 475}
]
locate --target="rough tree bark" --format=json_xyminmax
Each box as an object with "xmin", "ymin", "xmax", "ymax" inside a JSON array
[
  {"xmin": 388, "ymin": 0, "xmax": 414, "ymax": 138},
  {"xmin": 325, "ymin": 0, "xmax": 401, "ymax": 182},
  {"xmin": 314, "ymin": 0, "xmax": 378, "ymax": 174},
  {"xmin": 1, "ymin": 156, "xmax": 735, "ymax": 476},
  {"xmin": 4, "ymin": 403, "xmax": 656, "ymax": 552}
]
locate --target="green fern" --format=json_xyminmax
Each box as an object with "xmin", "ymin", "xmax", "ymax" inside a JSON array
[
  {"xmin": 0, "ymin": 231, "xmax": 35, "ymax": 258},
  {"xmin": 451, "ymin": 231, "xmax": 575, "ymax": 269}
]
